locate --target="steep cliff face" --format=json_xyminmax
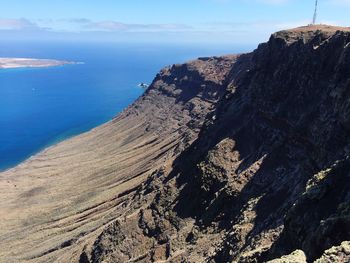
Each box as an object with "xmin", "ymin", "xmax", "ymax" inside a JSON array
[
  {"xmin": 169, "ymin": 26, "xmax": 350, "ymax": 262},
  {"xmin": 1, "ymin": 25, "xmax": 350, "ymax": 263},
  {"xmin": 76, "ymin": 26, "xmax": 350, "ymax": 263}
]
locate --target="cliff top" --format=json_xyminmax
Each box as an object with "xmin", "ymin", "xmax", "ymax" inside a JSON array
[
  {"xmin": 285, "ymin": 24, "xmax": 350, "ymax": 33},
  {"xmin": 272, "ymin": 24, "xmax": 350, "ymax": 45}
]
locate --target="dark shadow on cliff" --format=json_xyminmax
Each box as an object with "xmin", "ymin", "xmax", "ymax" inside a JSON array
[
  {"xmin": 165, "ymin": 30, "xmax": 350, "ymax": 262},
  {"xmin": 260, "ymin": 158, "xmax": 350, "ymax": 262}
]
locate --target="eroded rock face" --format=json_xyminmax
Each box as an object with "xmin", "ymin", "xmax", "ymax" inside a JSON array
[
  {"xmin": 145, "ymin": 26, "xmax": 350, "ymax": 262},
  {"xmin": 79, "ymin": 26, "xmax": 350, "ymax": 263},
  {"xmin": 314, "ymin": 241, "xmax": 350, "ymax": 263},
  {"xmin": 266, "ymin": 250, "xmax": 307, "ymax": 263},
  {"xmin": 1, "ymin": 25, "xmax": 350, "ymax": 263}
]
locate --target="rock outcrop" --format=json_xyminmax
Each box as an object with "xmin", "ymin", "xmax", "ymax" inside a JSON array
[{"xmin": 1, "ymin": 25, "xmax": 350, "ymax": 263}]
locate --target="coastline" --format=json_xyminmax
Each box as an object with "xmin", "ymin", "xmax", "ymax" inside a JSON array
[
  {"xmin": 0, "ymin": 110, "xmax": 123, "ymax": 172},
  {"xmin": 0, "ymin": 58, "xmax": 86, "ymax": 172}
]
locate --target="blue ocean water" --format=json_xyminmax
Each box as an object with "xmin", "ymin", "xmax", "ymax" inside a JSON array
[{"xmin": 0, "ymin": 41, "xmax": 252, "ymax": 171}]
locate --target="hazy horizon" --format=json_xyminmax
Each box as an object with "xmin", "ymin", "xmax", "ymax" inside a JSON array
[{"xmin": 1, "ymin": 0, "xmax": 350, "ymax": 45}]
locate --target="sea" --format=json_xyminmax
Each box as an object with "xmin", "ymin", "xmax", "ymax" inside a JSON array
[{"xmin": 0, "ymin": 41, "xmax": 252, "ymax": 171}]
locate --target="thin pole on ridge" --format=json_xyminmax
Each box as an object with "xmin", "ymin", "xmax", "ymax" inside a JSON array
[{"xmin": 312, "ymin": 0, "xmax": 318, "ymax": 25}]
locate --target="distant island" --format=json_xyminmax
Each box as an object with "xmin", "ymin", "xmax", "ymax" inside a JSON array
[{"xmin": 0, "ymin": 58, "xmax": 79, "ymax": 69}]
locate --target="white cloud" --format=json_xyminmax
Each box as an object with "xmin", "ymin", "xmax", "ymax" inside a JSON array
[
  {"xmin": 0, "ymin": 18, "xmax": 40, "ymax": 30},
  {"xmin": 83, "ymin": 21, "xmax": 192, "ymax": 32}
]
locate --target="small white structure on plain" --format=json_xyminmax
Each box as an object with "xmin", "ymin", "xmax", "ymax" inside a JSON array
[{"xmin": 312, "ymin": 0, "xmax": 318, "ymax": 25}]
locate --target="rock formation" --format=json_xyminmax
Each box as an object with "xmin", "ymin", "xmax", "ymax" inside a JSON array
[{"xmin": 0, "ymin": 25, "xmax": 350, "ymax": 262}]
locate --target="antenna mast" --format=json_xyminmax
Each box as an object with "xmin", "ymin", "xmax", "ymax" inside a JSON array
[{"xmin": 312, "ymin": 0, "xmax": 318, "ymax": 25}]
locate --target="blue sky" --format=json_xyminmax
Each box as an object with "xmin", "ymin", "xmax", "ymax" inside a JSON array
[{"xmin": 0, "ymin": 0, "xmax": 349, "ymax": 44}]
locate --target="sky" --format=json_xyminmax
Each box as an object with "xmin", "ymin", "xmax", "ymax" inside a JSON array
[{"xmin": 0, "ymin": 0, "xmax": 349, "ymax": 45}]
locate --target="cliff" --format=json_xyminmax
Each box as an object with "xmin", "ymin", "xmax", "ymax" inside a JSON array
[{"xmin": 1, "ymin": 25, "xmax": 350, "ymax": 263}]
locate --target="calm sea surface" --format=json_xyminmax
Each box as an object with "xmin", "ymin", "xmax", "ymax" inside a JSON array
[{"xmin": 0, "ymin": 41, "xmax": 252, "ymax": 170}]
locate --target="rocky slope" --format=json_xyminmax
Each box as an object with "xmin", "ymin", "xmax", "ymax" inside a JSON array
[
  {"xmin": 0, "ymin": 55, "xmax": 237, "ymax": 262},
  {"xmin": 1, "ymin": 25, "xmax": 350, "ymax": 263}
]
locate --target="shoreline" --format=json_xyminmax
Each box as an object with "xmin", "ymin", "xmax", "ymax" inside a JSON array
[
  {"xmin": 0, "ymin": 114, "xmax": 117, "ymax": 173},
  {"xmin": 0, "ymin": 57, "xmax": 85, "ymax": 172}
]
